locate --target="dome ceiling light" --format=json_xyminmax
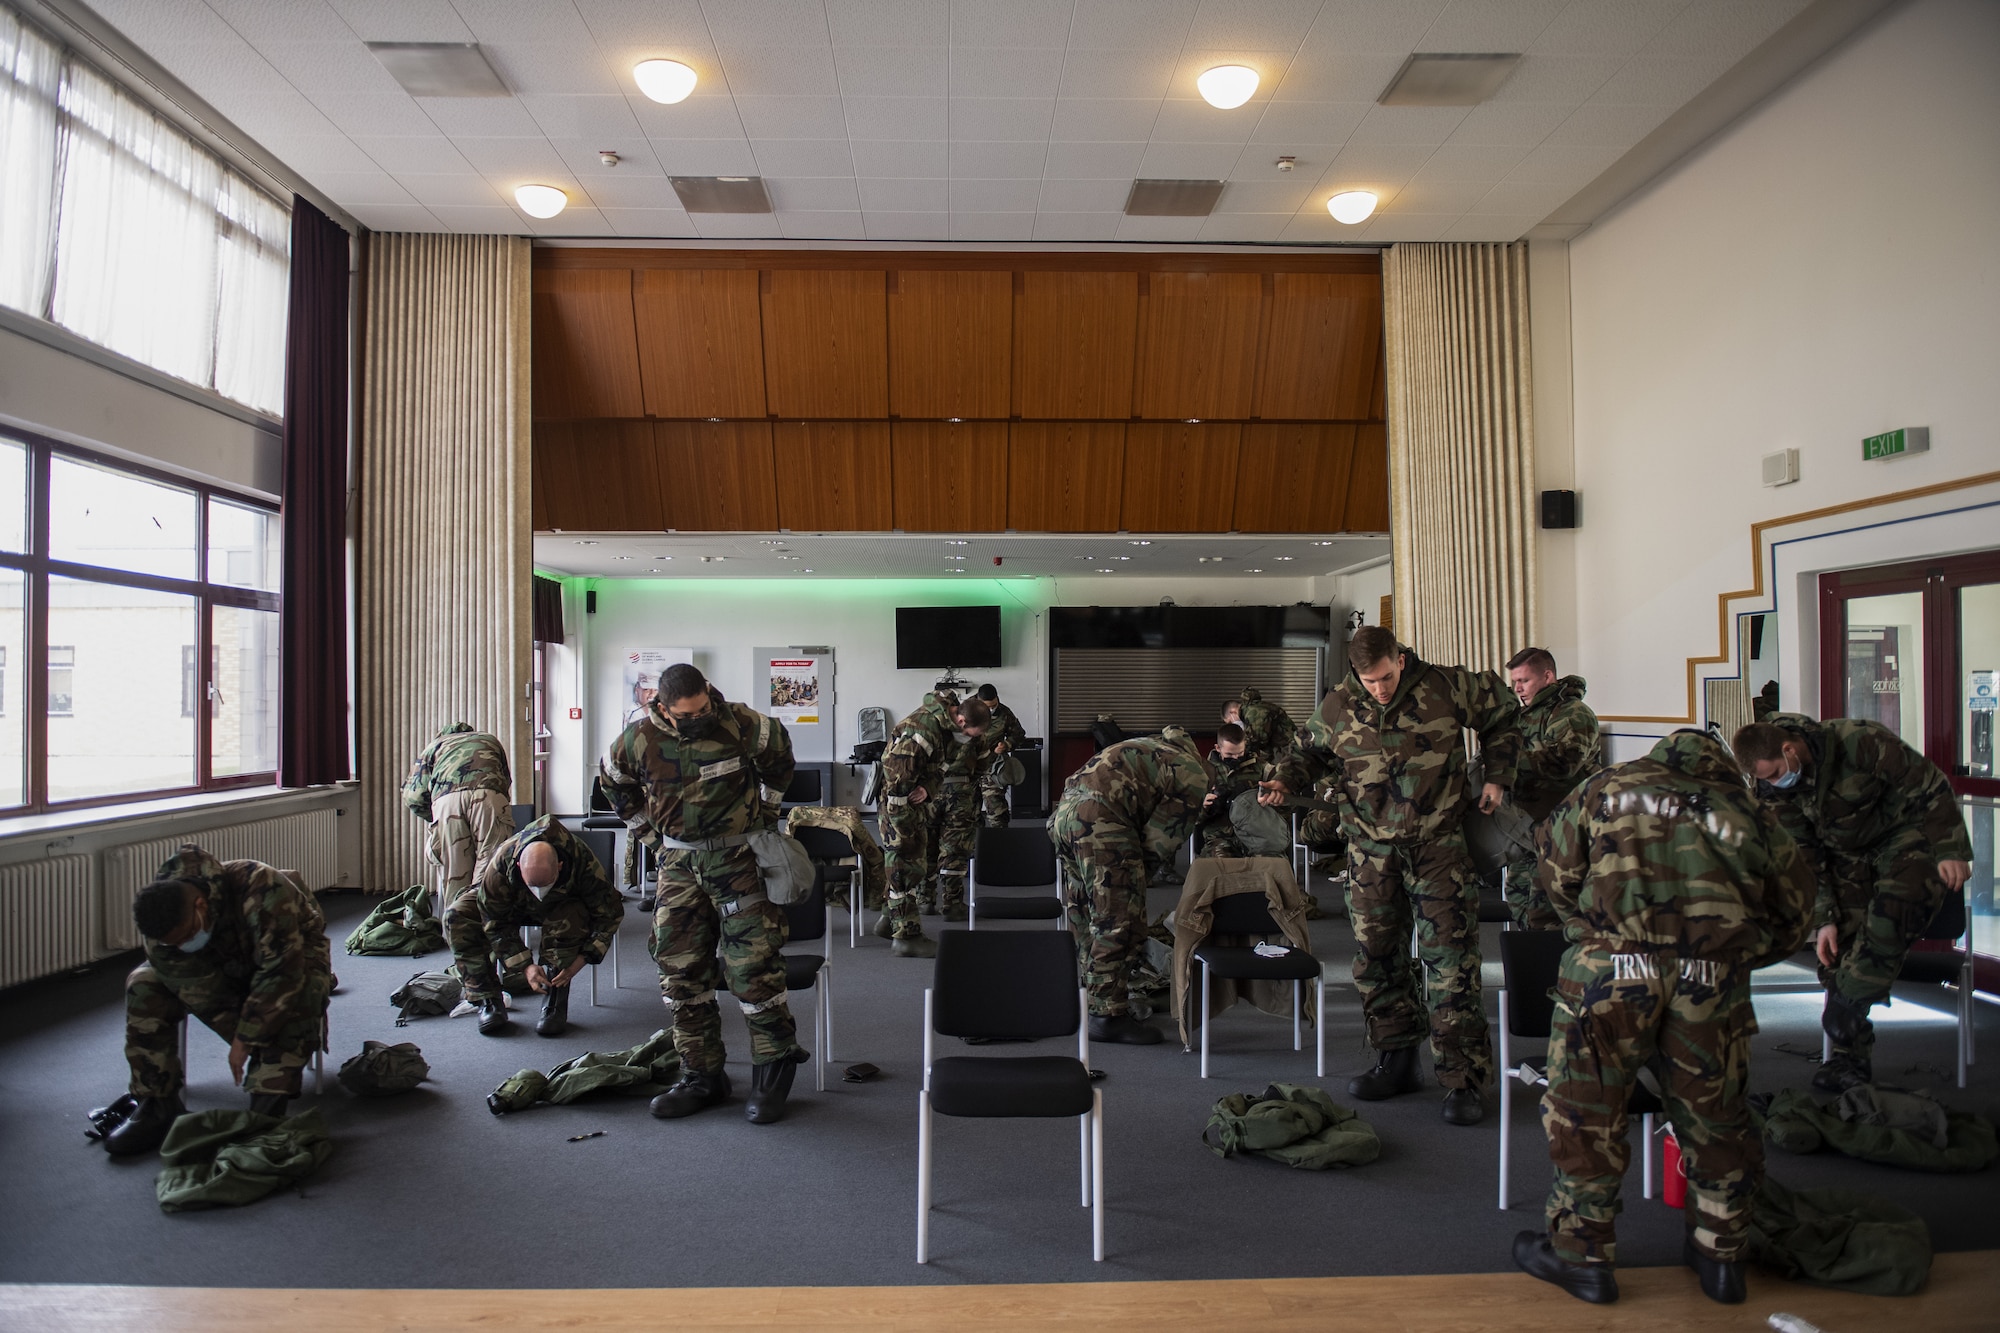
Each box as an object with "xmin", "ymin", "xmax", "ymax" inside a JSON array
[
  {"xmin": 1327, "ymin": 190, "xmax": 1378, "ymax": 224},
  {"xmin": 634, "ymin": 59, "xmax": 698, "ymax": 104},
  {"xmin": 515, "ymin": 184, "xmax": 568, "ymax": 218},
  {"xmin": 1196, "ymin": 65, "xmax": 1258, "ymax": 109}
]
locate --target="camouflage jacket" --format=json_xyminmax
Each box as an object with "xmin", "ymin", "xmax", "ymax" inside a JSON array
[
  {"xmin": 1050, "ymin": 730, "xmax": 1213, "ymax": 875},
  {"xmin": 477, "ymin": 815, "xmax": 624, "ymax": 972},
  {"xmin": 1236, "ymin": 687, "xmax": 1297, "ymax": 765},
  {"xmin": 600, "ymin": 686, "xmax": 794, "ymax": 844},
  {"xmin": 1509, "ymin": 674, "xmax": 1604, "ymax": 821},
  {"xmin": 401, "ymin": 723, "xmax": 511, "ymax": 821},
  {"xmin": 141, "ymin": 845, "xmax": 332, "ymax": 1050},
  {"xmin": 1537, "ymin": 731, "xmax": 1814, "ymax": 967},
  {"xmin": 984, "ymin": 700, "xmax": 1027, "ymax": 755},
  {"xmin": 881, "ymin": 693, "xmax": 959, "ymax": 807},
  {"xmin": 1753, "ymin": 714, "xmax": 1973, "ymax": 925},
  {"xmin": 1275, "ymin": 652, "xmax": 1521, "ymax": 847},
  {"xmin": 1197, "ymin": 749, "xmax": 1262, "ymax": 844}
]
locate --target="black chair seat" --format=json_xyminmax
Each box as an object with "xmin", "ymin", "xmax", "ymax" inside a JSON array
[
  {"xmin": 1477, "ymin": 895, "xmax": 1512, "ymax": 924},
  {"xmin": 976, "ymin": 894, "xmax": 1064, "ymax": 920},
  {"xmin": 581, "ymin": 814, "xmax": 624, "ymax": 829},
  {"xmin": 1193, "ymin": 941, "xmax": 1321, "ymax": 982},
  {"xmin": 784, "ymin": 953, "xmax": 824, "ymax": 989},
  {"xmin": 1900, "ymin": 954, "xmax": 1963, "ymax": 986},
  {"xmin": 928, "ymin": 1055, "xmax": 1092, "ymax": 1118}
]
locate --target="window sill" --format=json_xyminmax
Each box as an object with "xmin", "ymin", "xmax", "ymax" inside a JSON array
[{"xmin": 0, "ymin": 782, "xmax": 355, "ymax": 845}]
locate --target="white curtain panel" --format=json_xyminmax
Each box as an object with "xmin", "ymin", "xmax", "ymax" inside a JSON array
[
  {"xmin": 213, "ymin": 174, "xmax": 291, "ymax": 415},
  {"xmin": 0, "ymin": 9, "xmax": 60, "ymax": 316}
]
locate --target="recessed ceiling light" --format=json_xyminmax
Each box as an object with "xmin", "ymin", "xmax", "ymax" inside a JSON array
[
  {"xmin": 1274, "ymin": 556, "xmax": 1294, "ymax": 561},
  {"xmin": 1246, "ymin": 568, "xmax": 1264, "ymax": 573},
  {"xmin": 515, "ymin": 184, "xmax": 567, "ymax": 218},
  {"xmin": 572, "ymin": 540, "xmax": 598, "ymax": 546},
  {"xmin": 1327, "ymin": 190, "xmax": 1378, "ymax": 224},
  {"xmin": 654, "ymin": 555, "xmax": 674, "ymax": 560},
  {"xmin": 1128, "ymin": 540, "xmax": 1151, "ymax": 546},
  {"xmin": 1096, "ymin": 568, "xmax": 1115, "ymax": 573},
  {"xmin": 1114, "ymin": 556, "xmax": 1131, "ymax": 561},
  {"xmin": 1197, "ymin": 65, "xmax": 1259, "ymax": 109},
  {"xmin": 946, "ymin": 540, "xmax": 969, "ymax": 545},
  {"xmin": 633, "ymin": 58, "xmax": 697, "ymax": 104},
  {"xmin": 1311, "ymin": 541, "xmax": 1334, "ymax": 546},
  {"xmin": 614, "ymin": 555, "xmax": 633, "ymax": 560},
  {"xmin": 648, "ymin": 567, "xmax": 661, "ymax": 572},
  {"xmin": 803, "ymin": 568, "xmax": 814, "ymax": 573},
  {"xmin": 1184, "ymin": 418, "xmax": 1201, "ymax": 425},
  {"xmin": 760, "ymin": 539, "xmax": 785, "ymax": 545}
]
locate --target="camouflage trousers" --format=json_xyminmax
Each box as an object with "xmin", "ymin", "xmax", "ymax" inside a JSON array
[
  {"xmin": 926, "ymin": 779, "xmax": 979, "ymax": 912},
  {"xmin": 879, "ymin": 801, "xmax": 932, "ymax": 940},
  {"xmin": 652, "ymin": 845, "xmax": 799, "ymax": 1070},
  {"xmin": 1050, "ymin": 812, "xmax": 1148, "ymax": 1018},
  {"xmin": 1346, "ymin": 831, "xmax": 1492, "ymax": 1091},
  {"xmin": 785, "ymin": 806, "xmax": 887, "ymax": 911},
  {"xmin": 1543, "ymin": 946, "xmax": 1760, "ymax": 1266},
  {"xmin": 1503, "ymin": 855, "xmax": 1561, "ymax": 932},
  {"xmin": 978, "ymin": 778, "xmax": 1012, "ymax": 828},
  {"xmin": 125, "ymin": 962, "xmax": 330, "ymax": 1099},
  {"xmin": 1818, "ymin": 849, "xmax": 1948, "ymax": 1062},
  {"xmin": 427, "ymin": 788, "xmax": 515, "ymax": 897},
  {"xmin": 444, "ymin": 887, "xmax": 596, "ymax": 1003}
]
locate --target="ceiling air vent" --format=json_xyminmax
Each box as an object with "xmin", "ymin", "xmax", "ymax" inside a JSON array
[
  {"xmin": 1123, "ymin": 179, "xmax": 1225, "ymax": 217},
  {"xmin": 670, "ymin": 176, "xmax": 774, "ymax": 213},
  {"xmin": 366, "ymin": 43, "xmax": 510, "ymax": 98},
  {"xmin": 1378, "ymin": 53, "xmax": 1521, "ymax": 106}
]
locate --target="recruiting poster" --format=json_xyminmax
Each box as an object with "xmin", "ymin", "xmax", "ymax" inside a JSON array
[
  {"xmin": 624, "ymin": 648, "xmax": 691, "ymax": 724},
  {"xmin": 767, "ymin": 657, "xmax": 821, "ymax": 724}
]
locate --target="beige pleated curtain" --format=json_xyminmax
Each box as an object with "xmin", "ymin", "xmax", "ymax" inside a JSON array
[
  {"xmin": 1382, "ymin": 242, "xmax": 1539, "ymax": 674},
  {"xmin": 356, "ymin": 234, "xmax": 532, "ymax": 892}
]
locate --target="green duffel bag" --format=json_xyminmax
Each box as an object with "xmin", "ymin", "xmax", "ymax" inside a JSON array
[
  {"xmin": 345, "ymin": 885, "xmax": 446, "ymax": 956},
  {"xmin": 337, "ymin": 1041, "xmax": 430, "ymax": 1097},
  {"xmin": 1204, "ymin": 1083, "xmax": 1381, "ymax": 1170}
]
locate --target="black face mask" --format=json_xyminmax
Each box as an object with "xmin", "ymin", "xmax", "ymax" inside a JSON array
[{"xmin": 672, "ymin": 711, "xmax": 720, "ymax": 740}]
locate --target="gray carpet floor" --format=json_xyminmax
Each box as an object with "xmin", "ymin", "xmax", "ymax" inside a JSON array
[{"xmin": 3, "ymin": 885, "xmax": 1997, "ymax": 1289}]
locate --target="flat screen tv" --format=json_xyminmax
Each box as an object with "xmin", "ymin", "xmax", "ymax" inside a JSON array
[{"xmin": 896, "ymin": 605, "xmax": 1002, "ymax": 670}]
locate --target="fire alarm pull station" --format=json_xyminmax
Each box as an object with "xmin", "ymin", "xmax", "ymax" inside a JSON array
[{"xmin": 568, "ymin": 707, "xmax": 583, "ymax": 720}]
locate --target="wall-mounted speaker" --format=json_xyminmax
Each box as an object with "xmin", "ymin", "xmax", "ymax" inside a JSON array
[
  {"xmin": 1540, "ymin": 490, "xmax": 1577, "ymax": 529},
  {"xmin": 586, "ymin": 590, "xmax": 597, "ymax": 615}
]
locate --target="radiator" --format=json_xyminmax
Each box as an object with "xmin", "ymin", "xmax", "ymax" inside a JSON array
[
  {"xmin": 0, "ymin": 855, "xmax": 96, "ymax": 989},
  {"xmin": 103, "ymin": 809, "xmax": 341, "ymax": 952}
]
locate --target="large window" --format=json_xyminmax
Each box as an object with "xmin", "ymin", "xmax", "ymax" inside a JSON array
[
  {"xmin": 0, "ymin": 430, "xmax": 279, "ymax": 812},
  {"xmin": 0, "ymin": 7, "xmax": 288, "ymax": 415}
]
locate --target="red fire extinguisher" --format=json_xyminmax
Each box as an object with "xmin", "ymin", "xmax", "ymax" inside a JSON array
[{"xmin": 1661, "ymin": 1125, "xmax": 1687, "ymax": 1209}]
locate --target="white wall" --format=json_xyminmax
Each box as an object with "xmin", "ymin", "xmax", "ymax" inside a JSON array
[{"xmin": 1559, "ymin": 0, "xmax": 2000, "ymax": 745}]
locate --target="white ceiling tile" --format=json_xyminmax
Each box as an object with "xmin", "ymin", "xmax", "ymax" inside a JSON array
[
  {"xmin": 1408, "ymin": 141, "xmax": 1532, "ymax": 183},
  {"xmin": 833, "ymin": 47, "xmax": 949, "ymax": 96},
  {"xmin": 1269, "ymin": 51, "xmax": 1406, "ymax": 102},
  {"xmin": 346, "ymin": 203, "xmax": 447, "ymax": 232},
  {"xmin": 949, "ymin": 210, "xmax": 1036, "ymax": 240},
  {"xmin": 425, "ymin": 202, "xmax": 531, "ymax": 233},
  {"xmin": 1247, "ymin": 100, "xmax": 1370, "ymax": 144},
  {"xmin": 352, "ymin": 134, "xmax": 480, "ymax": 174},
  {"xmin": 948, "ymin": 0, "xmax": 1076, "ymax": 49},
  {"xmin": 577, "ymin": 175, "xmax": 685, "ymax": 209},
  {"xmin": 632, "ymin": 95, "xmax": 749, "ymax": 139},
  {"xmin": 1032, "ymin": 210, "xmax": 1124, "ymax": 239},
  {"xmin": 1644, "ymin": 0, "xmax": 1808, "ymax": 60},
  {"xmin": 1213, "ymin": 179, "xmax": 1311, "ymax": 213},
  {"xmin": 1229, "ymin": 142, "xmax": 1347, "ymax": 177},
  {"xmin": 1036, "ymin": 177, "xmax": 1128, "ymax": 211},
  {"xmin": 532, "ymin": 206, "xmax": 618, "ymax": 237},
  {"xmin": 397, "ymin": 173, "xmax": 507, "ymax": 207},
  {"xmin": 1356, "ymin": 211, "xmax": 1455, "ymax": 241},
  {"xmin": 949, "ymin": 48, "xmax": 1066, "ymax": 99},
  {"xmin": 844, "ymin": 96, "xmax": 947, "ymax": 139},
  {"xmin": 1473, "ymin": 179, "xmax": 1575, "ymax": 215},
  {"xmin": 1150, "ymin": 98, "xmax": 1261, "ymax": 145},
  {"xmin": 1056, "ymin": 49, "xmax": 1177, "ymax": 100},
  {"xmin": 858, "ymin": 177, "xmax": 948, "ymax": 210},
  {"xmin": 246, "ymin": 40, "xmax": 405, "ymax": 95},
  {"xmin": 768, "ymin": 176, "xmax": 863, "ymax": 210},
  {"xmin": 827, "ymin": 0, "xmax": 951, "ymax": 48},
  {"xmin": 308, "ymin": 92, "xmax": 438, "ymax": 137},
  {"xmin": 948, "ymin": 178, "xmax": 1042, "ymax": 211},
  {"xmin": 1377, "ymin": 177, "xmax": 1489, "ymax": 214},
  {"xmin": 949, "ymin": 140, "xmax": 1047, "ymax": 177},
  {"xmin": 1297, "ymin": 1, "xmax": 1448, "ymax": 56},
  {"xmin": 1506, "ymin": 140, "xmax": 1625, "ymax": 184},
  {"xmin": 88, "ymin": 0, "xmax": 241, "ymax": 46},
  {"xmin": 1050, "ymin": 98, "xmax": 1162, "ymax": 141},
  {"xmin": 733, "ymin": 95, "xmax": 849, "ymax": 138},
  {"xmin": 1184, "ymin": 0, "xmax": 1325, "ymax": 51},
  {"xmin": 451, "ymin": 0, "xmax": 605, "ymax": 45},
  {"xmin": 548, "ymin": 139, "xmax": 666, "ymax": 179},
  {"xmin": 701, "ymin": 1, "xmax": 837, "ymax": 50},
  {"xmin": 948, "ymin": 98, "xmax": 1056, "ymax": 139},
  {"xmin": 455, "ymin": 136, "xmax": 573, "ymax": 177},
  {"xmin": 1114, "ymin": 214, "xmax": 1205, "ymax": 242},
  {"xmin": 1421, "ymin": 0, "xmax": 1572, "ymax": 52},
  {"xmin": 484, "ymin": 44, "xmax": 624, "ymax": 96},
  {"xmin": 521, "ymin": 95, "xmax": 646, "ymax": 141},
  {"xmin": 205, "ymin": 91, "xmax": 346, "ymax": 138},
  {"xmin": 1042, "ymin": 139, "xmax": 1145, "ymax": 177},
  {"xmin": 1345, "ymin": 104, "xmax": 1471, "ymax": 147},
  {"xmin": 1197, "ymin": 212, "xmax": 1292, "ymax": 242},
  {"xmin": 1136, "ymin": 141, "xmax": 1243, "ymax": 177},
  {"xmin": 143, "ymin": 41, "xmax": 297, "ymax": 97},
  {"xmin": 1068, "ymin": 0, "xmax": 1198, "ymax": 50},
  {"xmin": 650, "ymin": 139, "xmax": 761, "ymax": 173},
  {"xmin": 1487, "ymin": 55, "xmax": 1625, "ymax": 103},
  {"xmin": 600, "ymin": 206, "xmax": 702, "ymax": 237},
  {"xmin": 863, "ymin": 210, "xmax": 952, "ymax": 239},
  {"xmin": 850, "ymin": 140, "xmax": 950, "ymax": 176},
  {"xmin": 1316, "ymin": 142, "xmax": 1438, "ymax": 191},
  {"xmin": 717, "ymin": 46, "xmax": 844, "ymax": 96},
  {"xmin": 1447, "ymin": 100, "xmax": 1573, "ymax": 146},
  {"xmin": 1527, "ymin": 1, "xmax": 1681, "ymax": 59},
  {"xmin": 1277, "ymin": 208, "xmax": 1365, "ymax": 242},
  {"xmin": 307, "ymin": 170, "xmax": 419, "ymax": 207},
  {"xmin": 779, "ymin": 210, "xmax": 868, "ymax": 238},
  {"xmin": 326, "ymin": 0, "xmax": 476, "ymax": 42},
  {"xmin": 752, "ymin": 138, "xmax": 858, "ymax": 176},
  {"xmin": 415, "ymin": 97, "xmax": 544, "ymax": 138},
  {"xmin": 1591, "ymin": 55, "xmax": 1734, "ymax": 105},
  {"xmin": 1442, "ymin": 213, "xmax": 1538, "ymax": 241},
  {"xmin": 1543, "ymin": 100, "xmax": 1675, "ymax": 147},
  {"xmin": 692, "ymin": 212, "xmax": 788, "ymax": 238},
  {"xmin": 265, "ymin": 134, "xmax": 385, "ymax": 175}
]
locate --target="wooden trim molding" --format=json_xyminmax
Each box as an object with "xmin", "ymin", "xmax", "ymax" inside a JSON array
[
  {"xmin": 536, "ymin": 248, "xmax": 1381, "ymax": 276},
  {"xmin": 1596, "ymin": 468, "xmax": 2000, "ymax": 724}
]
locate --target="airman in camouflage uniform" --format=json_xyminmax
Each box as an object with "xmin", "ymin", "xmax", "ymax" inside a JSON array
[
  {"xmin": 1500, "ymin": 651, "xmax": 1604, "ymax": 930},
  {"xmin": 1048, "ymin": 728, "xmax": 1211, "ymax": 1043},
  {"xmin": 975, "ymin": 684, "xmax": 1027, "ymax": 827},
  {"xmin": 785, "ymin": 805, "xmax": 887, "ymax": 911},
  {"xmin": 444, "ymin": 815, "xmax": 622, "ymax": 1038},
  {"xmin": 1195, "ymin": 724, "xmax": 1255, "ymax": 859},
  {"xmin": 925, "ymin": 730, "xmax": 985, "ymax": 920},
  {"xmin": 1513, "ymin": 730, "xmax": 1813, "ymax": 1307},
  {"xmin": 1265, "ymin": 627, "xmax": 1520, "ymax": 1123},
  {"xmin": 600, "ymin": 664, "xmax": 806, "ymax": 1124},
  {"xmin": 106, "ymin": 844, "xmax": 333, "ymax": 1156},
  {"xmin": 1734, "ymin": 715, "xmax": 1974, "ymax": 1092},
  {"xmin": 1222, "ymin": 686, "xmax": 1297, "ymax": 769},
  {"xmin": 877, "ymin": 691, "xmax": 989, "ymax": 957},
  {"xmin": 402, "ymin": 723, "xmax": 515, "ymax": 899}
]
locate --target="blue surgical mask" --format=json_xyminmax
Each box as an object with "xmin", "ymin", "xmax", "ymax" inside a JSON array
[
  {"xmin": 177, "ymin": 927, "xmax": 212, "ymax": 953},
  {"xmin": 1768, "ymin": 759, "xmax": 1802, "ymax": 791}
]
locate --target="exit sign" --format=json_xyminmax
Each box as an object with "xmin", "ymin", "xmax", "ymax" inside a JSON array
[{"xmin": 1862, "ymin": 426, "xmax": 1929, "ymax": 461}]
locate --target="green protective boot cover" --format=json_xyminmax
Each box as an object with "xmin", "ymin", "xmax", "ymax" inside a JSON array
[{"xmin": 487, "ymin": 1068, "xmax": 551, "ymax": 1115}]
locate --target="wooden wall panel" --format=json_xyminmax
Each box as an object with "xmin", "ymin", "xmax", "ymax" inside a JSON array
[
  {"xmin": 533, "ymin": 421, "xmax": 665, "ymax": 531},
  {"xmin": 1254, "ymin": 273, "xmax": 1383, "ymax": 421},
  {"xmin": 889, "ymin": 271, "xmax": 1012, "ymax": 419},
  {"xmin": 1121, "ymin": 424, "xmax": 1241, "ymax": 532},
  {"xmin": 1013, "ymin": 272, "xmax": 1138, "ymax": 419},
  {"xmin": 761, "ymin": 270, "xmax": 888, "ymax": 418},
  {"xmin": 773, "ymin": 422, "xmax": 894, "ymax": 530},
  {"xmin": 891, "ymin": 422, "xmax": 1008, "ymax": 531},
  {"xmin": 1344, "ymin": 422, "xmax": 1389, "ymax": 532},
  {"xmin": 633, "ymin": 269, "xmax": 767, "ymax": 418},
  {"xmin": 656, "ymin": 422, "xmax": 779, "ymax": 530},
  {"xmin": 1007, "ymin": 423, "xmax": 1124, "ymax": 531},
  {"xmin": 531, "ymin": 269, "xmax": 645, "ymax": 419},
  {"xmin": 1232, "ymin": 424, "xmax": 1359, "ymax": 532},
  {"xmin": 1133, "ymin": 272, "xmax": 1263, "ymax": 420}
]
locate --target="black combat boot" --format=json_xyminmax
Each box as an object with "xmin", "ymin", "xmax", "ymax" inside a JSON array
[
  {"xmin": 1812, "ymin": 1048, "xmax": 1872, "ymax": 1092},
  {"xmin": 1088, "ymin": 1013, "xmax": 1163, "ymax": 1045},
  {"xmin": 746, "ymin": 1049, "xmax": 811, "ymax": 1125},
  {"xmin": 941, "ymin": 903, "xmax": 969, "ymax": 923},
  {"xmin": 1348, "ymin": 1046, "xmax": 1423, "ymax": 1100},
  {"xmin": 537, "ymin": 984, "xmax": 570, "ymax": 1038},
  {"xmin": 872, "ymin": 911, "xmax": 896, "ymax": 939},
  {"xmin": 248, "ymin": 1093, "xmax": 290, "ymax": 1118},
  {"xmin": 1821, "ymin": 992, "xmax": 1873, "ymax": 1048},
  {"xmin": 1514, "ymin": 1231, "xmax": 1618, "ymax": 1304},
  {"xmin": 892, "ymin": 933, "xmax": 938, "ymax": 958},
  {"xmin": 477, "ymin": 997, "xmax": 510, "ymax": 1035},
  {"xmin": 1441, "ymin": 1086, "xmax": 1486, "ymax": 1125},
  {"xmin": 103, "ymin": 1093, "xmax": 186, "ymax": 1157},
  {"xmin": 1684, "ymin": 1238, "xmax": 1746, "ymax": 1304},
  {"xmin": 650, "ymin": 1067, "xmax": 731, "ymax": 1119}
]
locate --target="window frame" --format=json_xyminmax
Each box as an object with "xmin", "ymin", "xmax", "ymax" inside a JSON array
[{"xmin": 0, "ymin": 426, "xmax": 279, "ymax": 813}]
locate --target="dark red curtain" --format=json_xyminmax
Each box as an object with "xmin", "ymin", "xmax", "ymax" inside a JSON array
[
  {"xmin": 532, "ymin": 575, "xmax": 565, "ymax": 644},
  {"xmin": 279, "ymin": 197, "xmax": 352, "ymax": 786}
]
